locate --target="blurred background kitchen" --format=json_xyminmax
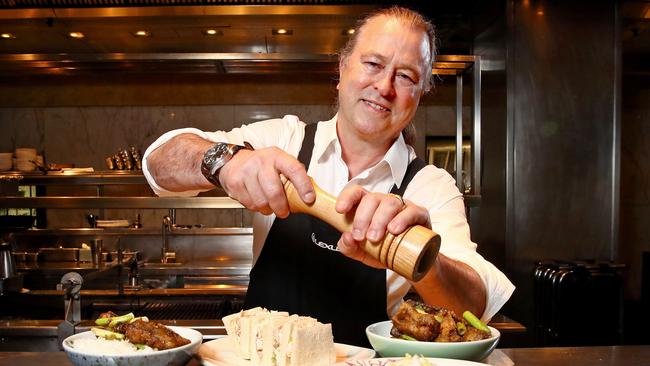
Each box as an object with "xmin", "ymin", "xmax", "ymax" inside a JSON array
[{"xmin": 0, "ymin": 0, "xmax": 649, "ymax": 351}]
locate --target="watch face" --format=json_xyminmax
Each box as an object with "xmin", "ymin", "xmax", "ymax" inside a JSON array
[{"xmin": 203, "ymin": 143, "xmax": 231, "ymax": 176}]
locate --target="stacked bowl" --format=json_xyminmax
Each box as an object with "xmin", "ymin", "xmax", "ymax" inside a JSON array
[
  {"xmin": 0, "ymin": 153, "xmax": 12, "ymax": 171},
  {"xmin": 14, "ymin": 148, "xmax": 37, "ymax": 172}
]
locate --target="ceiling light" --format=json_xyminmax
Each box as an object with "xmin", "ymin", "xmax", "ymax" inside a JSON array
[
  {"xmin": 272, "ymin": 28, "xmax": 293, "ymax": 36},
  {"xmin": 343, "ymin": 28, "xmax": 355, "ymax": 35},
  {"xmin": 68, "ymin": 32, "xmax": 85, "ymax": 39},
  {"xmin": 1, "ymin": 33, "xmax": 16, "ymax": 39},
  {"xmin": 132, "ymin": 30, "xmax": 152, "ymax": 37},
  {"xmin": 202, "ymin": 29, "xmax": 223, "ymax": 36}
]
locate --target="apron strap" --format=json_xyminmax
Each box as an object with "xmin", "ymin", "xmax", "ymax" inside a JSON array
[{"xmin": 297, "ymin": 122, "xmax": 318, "ymax": 167}]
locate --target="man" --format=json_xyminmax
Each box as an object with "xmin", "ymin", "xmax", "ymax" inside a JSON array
[{"xmin": 144, "ymin": 6, "xmax": 514, "ymax": 346}]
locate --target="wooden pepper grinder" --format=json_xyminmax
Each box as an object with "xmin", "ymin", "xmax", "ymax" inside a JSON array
[{"xmin": 284, "ymin": 178, "xmax": 440, "ymax": 282}]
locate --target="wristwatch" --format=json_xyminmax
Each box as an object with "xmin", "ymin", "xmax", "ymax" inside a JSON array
[{"xmin": 201, "ymin": 141, "xmax": 254, "ymax": 187}]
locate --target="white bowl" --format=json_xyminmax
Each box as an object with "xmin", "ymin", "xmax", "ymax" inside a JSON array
[
  {"xmin": 0, "ymin": 159, "xmax": 11, "ymax": 171},
  {"xmin": 365, "ymin": 320, "xmax": 500, "ymax": 361},
  {"xmin": 62, "ymin": 325, "xmax": 203, "ymax": 366},
  {"xmin": 15, "ymin": 158, "xmax": 36, "ymax": 172},
  {"xmin": 15, "ymin": 148, "xmax": 37, "ymax": 160}
]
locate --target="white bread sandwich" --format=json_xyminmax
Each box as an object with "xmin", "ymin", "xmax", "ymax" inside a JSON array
[
  {"xmin": 222, "ymin": 307, "xmax": 288, "ymax": 360},
  {"xmin": 271, "ymin": 315, "xmax": 335, "ymax": 366},
  {"xmin": 223, "ymin": 309, "xmax": 335, "ymax": 366},
  {"xmin": 251, "ymin": 311, "xmax": 290, "ymax": 364}
]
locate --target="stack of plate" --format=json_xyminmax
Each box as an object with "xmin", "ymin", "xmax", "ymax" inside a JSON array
[
  {"xmin": 14, "ymin": 148, "xmax": 37, "ymax": 172},
  {"xmin": 0, "ymin": 153, "xmax": 12, "ymax": 171}
]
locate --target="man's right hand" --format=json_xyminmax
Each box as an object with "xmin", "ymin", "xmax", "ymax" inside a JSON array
[{"xmin": 218, "ymin": 147, "xmax": 315, "ymax": 218}]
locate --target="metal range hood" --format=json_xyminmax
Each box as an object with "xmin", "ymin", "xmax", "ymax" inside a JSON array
[
  {"xmin": 0, "ymin": 3, "xmax": 370, "ymax": 75},
  {"xmin": 0, "ymin": 1, "xmax": 478, "ymax": 76}
]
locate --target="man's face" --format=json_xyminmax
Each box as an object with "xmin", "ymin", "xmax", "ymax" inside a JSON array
[{"xmin": 337, "ymin": 15, "xmax": 429, "ymax": 145}]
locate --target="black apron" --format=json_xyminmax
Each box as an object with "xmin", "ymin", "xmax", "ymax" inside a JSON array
[{"xmin": 244, "ymin": 122, "xmax": 427, "ymax": 347}]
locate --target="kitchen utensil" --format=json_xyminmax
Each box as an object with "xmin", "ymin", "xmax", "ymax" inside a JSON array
[
  {"xmin": 1, "ymin": 240, "xmax": 17, "ymax": 279},
  {"xmin": 283, "ymin": 178, "xmax": 440, "ymax": 282}
]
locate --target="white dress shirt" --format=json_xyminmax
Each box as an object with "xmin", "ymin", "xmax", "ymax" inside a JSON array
[{"xmin": 143, "ymin": 114, "xmax": 515, "ymax": 321}]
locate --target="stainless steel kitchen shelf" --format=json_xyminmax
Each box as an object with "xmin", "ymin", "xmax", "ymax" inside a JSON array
[
  {"xmin": 8, "ymin": 171, "xmax": 148, "ymax": 185},
  {"xmin": 13, "ymin": 227, "xmax": 252, "ymax": 236},
  {"xmin": 1, "ymin": 195, "xmax": 480, "ymax": 209},
  {"xmin": 0, "ymin": 197, "xmax": 243, "ymax": 209},
  {"xmin": 0, "ymin": 53, "xmax": 479, "ymax": 76}
]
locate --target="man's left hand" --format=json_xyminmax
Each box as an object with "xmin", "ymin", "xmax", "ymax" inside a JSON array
[{"xmin": 335, "ymin": 185, "xmax": 432, "ymax": 268}]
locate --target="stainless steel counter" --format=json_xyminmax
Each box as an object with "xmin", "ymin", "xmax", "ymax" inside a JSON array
[
  {"xmin": 17, "ymin": 260, "xmax": 252, "ymax": 277},
  {"xmin": 0, "ymin": 315, "xmax": 524, "ymax": 352}
]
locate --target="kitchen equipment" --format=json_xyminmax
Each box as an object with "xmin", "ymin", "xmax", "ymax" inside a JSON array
[
  {"xmin": 96, "ymin": 219, "xmax": 130, "ymax": 228},
  {"xmin": 91, "ymin": 239, "xmax": 103, "ymax": 266},
  {"xmin": 86, "ymin": 214, "xmax": 99, "ymax": 228},
  {"xmin": 39, "ymin": 247, "xmax": 79, "ymax": 262},
  {"xmin": 12, "ymin": 251, "xmax": 27, "ymax": 262},
  {"xmin": 283, "ymin": 178, "xmax": 440, "ymax": 282},
  {"xmin": 0, "ymin": 240, "xmax": 17, "ymax": 279},
  {"xmin": 0, "ymin": 215, "xmax": 35, "ymax": 230},
  {"xmin": 26, "ymin": 252, "xmax": 39, "ymax": 262},
  {"xmin": 534, "ymin": 260, "xmax": 624, "ymax": 346}
]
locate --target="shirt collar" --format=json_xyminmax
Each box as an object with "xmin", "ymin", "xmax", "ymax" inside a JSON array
[{"xmin": 312, "ymin": 114, "xmax": 411, "ymax": 189}]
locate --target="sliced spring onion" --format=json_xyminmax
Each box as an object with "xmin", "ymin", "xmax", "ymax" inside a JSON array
[{"xmin": 462, "ymin": 310, "xmax": 490, "ymax": 333}]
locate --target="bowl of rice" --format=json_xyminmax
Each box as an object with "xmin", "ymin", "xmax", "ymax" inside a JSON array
[{"xmin": 62, "ymin": 325, "xmax": 202, "ymax": 366}]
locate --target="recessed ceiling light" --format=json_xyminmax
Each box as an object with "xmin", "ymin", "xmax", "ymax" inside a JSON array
[
  {"xmin": 68, "ymin": 32, "xmax": 85, "ymax": 39},
  {"xmin": 272, "ymin": 28, "xmax": 293, "ymax": 36},
  {"xmin": 132, "ymin": 30, "xmax": 152, "ymax": 37},
  {"xmin": 1, "ymin": 33, "xmax": 16, "ymax": 39},
  {"xmin": 202, "ymin": 29, "xmax": 223, "ymax": 36}
]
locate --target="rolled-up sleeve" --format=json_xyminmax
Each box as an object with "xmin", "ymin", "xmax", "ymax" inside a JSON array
[
  {"xmin": 142, "ymin": 115, "xmax": 305, "ymax": 197},
  {"xmin": 405, "ymin": 165, "xmax": 515, "ymax": 322}
]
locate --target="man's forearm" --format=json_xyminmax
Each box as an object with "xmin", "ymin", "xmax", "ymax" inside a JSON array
[
  {"xmin": 147, "ymin": 133, "xmax": 216, "ymax": 192},
  {"xmin": 412, "ymin": 253, "xmax": 487, "ymax": 318}
]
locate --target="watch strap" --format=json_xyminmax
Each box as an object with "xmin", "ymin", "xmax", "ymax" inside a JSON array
[{"xmin": 201, "ymin": 141, "xmax": 254, "ymax": 187}]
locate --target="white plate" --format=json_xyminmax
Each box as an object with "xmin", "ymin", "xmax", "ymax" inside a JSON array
[
  {"xmin": 198, "ymin": 336, "xmax": 376, "ymax": 366},
  {"xmin": 63, "ymin": 326, "xmax": 203, "ymax": 366},
  {"xmin": 335, "ymin": 358, "xmax": 489, "ymax": 366}
]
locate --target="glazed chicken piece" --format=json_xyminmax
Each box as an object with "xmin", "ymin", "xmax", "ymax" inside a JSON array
[
  {"xmin": 115, "ymin": 319, "xmax": 190, "ymax": 350},
  {"xmin": 390, "ymin": 300, "xmax": 491, "ymax": 342},
  {"xmin": 463, "ymin": 325, "xmax": 491, "ymax": 341},
  {"xmin": 391, "ymin": 300, "xmax": 441, "ymax": 341},
  {"xmin": 434, "ymin": 308, "xmax": 463, "ymax": 342}
]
